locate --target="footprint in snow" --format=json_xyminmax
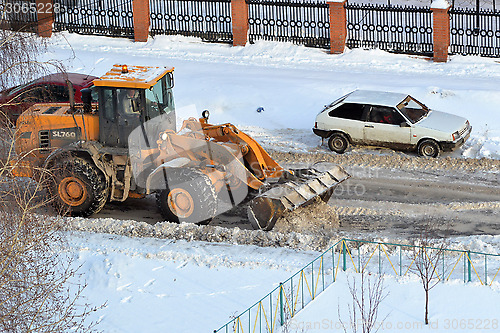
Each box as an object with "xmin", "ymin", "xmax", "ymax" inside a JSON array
[
  {"xmin": 120, "ymin": 296, "xmax": 132, "ymax": 303},
  {"xmin": 176, "ymin": 261, "xmax": 188, "ymax": 269},
  {"xmin": 116, "ymin": 283, "xmax": 132, "ymax": 291},
  {"xmin": 144, "ymin": 279, "xmax": 155, "ymax": 287}
]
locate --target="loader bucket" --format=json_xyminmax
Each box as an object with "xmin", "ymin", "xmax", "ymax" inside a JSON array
[{"xmin": 247, "ymin": 165, "xmax": 350, "ymax": 231}]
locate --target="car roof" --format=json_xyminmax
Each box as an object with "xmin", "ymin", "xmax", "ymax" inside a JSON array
[
  {"xmin": 3, "ymin": 73, "xmax": 97, "ymax": 97},
  {"xmin": 343, "ymin": 90, "xmax": 408, "ymax": 107},
  {"xmin": 32, "ymin": 72, "xmax": 98, "ymax": 87}
]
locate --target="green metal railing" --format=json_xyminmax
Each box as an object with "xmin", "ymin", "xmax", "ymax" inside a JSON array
[{"xmin": 214, "ymin": 238, "xmax": 500, "ymax": 333}]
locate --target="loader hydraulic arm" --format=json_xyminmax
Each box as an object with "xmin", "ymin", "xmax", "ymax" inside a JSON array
[{"xmin": 187, "ymin": 117, "xmax": 288, "ymax": 181}]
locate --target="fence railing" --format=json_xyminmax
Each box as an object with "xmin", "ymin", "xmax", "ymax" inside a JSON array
[
  {"xmin": 346, "ymin": 3, "xmax": 433, "ymax": 56},
  {"xmin": 214, "ymin": 238, "xmax": 500, "ymax": 333},
  {"xmin": 53, "ymin": 0, "xmax": 134, "ymax": 38},
  {"xmin": 150, "ymin": 0, "xmax": 233, "ymax": 43},
  {"xmin": 3, "ymin": 0, "xmax": 500, "ymax": 59},
  {"xmin": 450, "ymin": 7, "xmax": 500, "ymax": 58},
  {"xmin": 247, "ymin": 0, "xmax": 330, "ymax": 49}
]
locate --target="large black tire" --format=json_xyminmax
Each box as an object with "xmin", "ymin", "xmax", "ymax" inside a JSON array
[
  {"xmin": 47, "ymin": 157, "xmax": 108, "ymax": 217},
  {"xmin": 418, "ymin": 139, "xmax": 440, "ymax": 158},
  {"xmin": 156, "ymin": 168, "xmax": 217, "ymax": 224},
  {"xmin": 328, "ymin": 133, "xmax": 349, "ymax": 154}
]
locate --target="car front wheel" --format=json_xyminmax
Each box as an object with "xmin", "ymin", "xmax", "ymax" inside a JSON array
[
  {"xmin": 418, "ymin": 139, "xmax": 440, "ymax": 158},
  {"xmin": 328, "ymin": 133, "xmax": 349, "ymax": 154}
]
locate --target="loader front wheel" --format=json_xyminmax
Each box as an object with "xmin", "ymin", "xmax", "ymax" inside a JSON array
[
  {"xmin": 156, "ymin": 168, "xmax": 217, "ymax": 224},
  {"xmin": 48, "ymin": 157, "xmax": 108, "ymax": 217}
]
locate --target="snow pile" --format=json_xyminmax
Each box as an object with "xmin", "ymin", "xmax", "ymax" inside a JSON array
[
  {"xmin": 431, "ymin": 0, "xmax": 451, "ymax": 9},
  {"xmin": 270, "ymin": 151, "xmax": 500, "ymax": 173},
  {"xmin": 64, "ymin": 215, "xmax": 341, "ymax": 251}
]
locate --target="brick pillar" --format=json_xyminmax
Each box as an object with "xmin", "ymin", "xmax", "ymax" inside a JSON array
[
  {"xmin": 133, "ymin": 0, "xmax": 150, "ymax": 42},
  {"xmin": 36, "ymin": 0, "xmax": 53, "ymax": 37},
  {"xmin": 431, "ymin": 2, "xmax": 451, "ymax": 62},
  {"xmin": 327, "ymin": 0, "xmax": 347, "ymax": 54},
  {"xmin": 231, "ymin": 0, "xmax": 248, "ymax": 46}
]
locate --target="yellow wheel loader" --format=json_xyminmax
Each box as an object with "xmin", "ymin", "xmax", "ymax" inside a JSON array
[{"xmin": 12, "ymin": 64, "xmax": 349, "ymax": 230}]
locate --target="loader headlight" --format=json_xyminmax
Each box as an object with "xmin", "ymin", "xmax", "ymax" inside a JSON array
[{"xmin": 161, "ymin": 132, "xmax": 168, "ymax": 141}]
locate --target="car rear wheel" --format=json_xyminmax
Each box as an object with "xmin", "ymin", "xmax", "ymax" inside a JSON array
[
  {"xmin": 418, "ymin": 139, "xmax": 440, "ymax": 158},
  {"xmin": 328, "ymin": 133, "xmax": 349, "ymax": 154}
]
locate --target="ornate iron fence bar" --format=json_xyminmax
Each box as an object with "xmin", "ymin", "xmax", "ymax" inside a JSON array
[
  {"xmin": 53, "ymin": 0, "xmax": 134, "ymax": 38},
  {"xmin": 0, "ymin": 0, "xmax": 38, "ymax": 32},
  {"xmin": 150, "ymin": 0, "xmax": 233, "ymax": 43},
  {"xmin": 450, "ymin": 7, "xmax": 500, "ymax": 57},
  {"xmin": 246, "ymin": 0, "xmax": 330, "ymax": 49},
  {"xmin": 345, "ymin": 3, "xmax": 433, "ymax": 56}
]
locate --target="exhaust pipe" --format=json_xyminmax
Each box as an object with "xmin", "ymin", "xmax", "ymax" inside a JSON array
[{"xmin": 66, "ymin": 79, "xmax": 75, "ymax": 111}]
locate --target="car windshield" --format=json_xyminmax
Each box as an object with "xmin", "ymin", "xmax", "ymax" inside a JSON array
[
  {"xmin": 397, "ymin": 96, "xmax": 429, "ymax": 124},
  {"xmin": 8, "ymin": 80, "xmax": 36, "ymax": 96}
]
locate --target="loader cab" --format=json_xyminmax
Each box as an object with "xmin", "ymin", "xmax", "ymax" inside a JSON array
[{"xmin": 89, "ymin": 65, "xmax": 176, "ymax": 149}]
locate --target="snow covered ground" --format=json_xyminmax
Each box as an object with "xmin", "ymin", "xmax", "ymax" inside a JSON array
[
  {"xmin": 68, "ymin": 231, "xmax": 319, "ymax": 332},
  {"xmin": 36, "ymin": 32, "xmax": 500, "ymax": 331},
  {"xmin": 44, "ymin": 32, "xmax": 500, "ymax": 159},
  {"xmin": 288, "ymin": 272, "xmax": 500, "ymax": 333},
  {"xmin": 68, "ymin": 231, "xmax": 500, "ymax": 332}
]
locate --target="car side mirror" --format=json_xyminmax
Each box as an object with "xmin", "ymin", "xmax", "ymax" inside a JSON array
[{"xmin": 400, "ymin": 122, "xmax": 409, "ymax": 127}]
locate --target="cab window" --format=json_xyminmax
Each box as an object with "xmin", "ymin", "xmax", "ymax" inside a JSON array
[
  {"xmin": 100, "ymin": 88, "xmax": 115, "ymax": 120},
  {"xmin": 145, "ymin": 77, "xmax": 168, "ymax": 120}
]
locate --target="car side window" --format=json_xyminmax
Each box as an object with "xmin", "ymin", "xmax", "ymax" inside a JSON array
[
  {"xmin": 368, "ymin": 106, "xmax": 405, "ymax": 125},
  {"xmin": 47, "ymin": 85, "xmax": 70, "ymax": 102},
  {"xmin": 328, "ymin": 103, "xmax": 364, "ymax": 121}
]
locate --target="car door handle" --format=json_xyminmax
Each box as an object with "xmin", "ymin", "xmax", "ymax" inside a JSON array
[{"xmin": 365, "ymin": 125, "xmax": 374, "ymax": 128}]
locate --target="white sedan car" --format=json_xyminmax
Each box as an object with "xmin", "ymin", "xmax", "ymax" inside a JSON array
[{"xmin": 313, "ymin": 90, "xmax": 471, "ymax": 157}]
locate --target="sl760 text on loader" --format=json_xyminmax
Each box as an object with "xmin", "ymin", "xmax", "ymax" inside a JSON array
[{"xmin": 12, "ymin": 64, "xmax": 349, "ymax": 230}]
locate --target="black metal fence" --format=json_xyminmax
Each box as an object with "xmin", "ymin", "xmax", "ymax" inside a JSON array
[
  {"xmin": 150, "ymin": 0, "xmax": 233, "ymax": 42},
  {"xmin": 53, "ymin": 0, "xmax": 134, "ymax": 38},
  {"xmin": 0, "ymin": 0, "xmax": 38, "ymax": 32},
  {"xmin": 247, "ymin": 0, "xmax": 330, "ymax": 49},
  {"xmin": 346, "ymin": 3, "xmax": 433, "ymax": 56},
  {"xmin": 450, "ymin": 7, "xmax": 500, "ymax": 57},
  {"xmin": 3, "ymin": 0, "xmax": 500, "ymax": 59}
]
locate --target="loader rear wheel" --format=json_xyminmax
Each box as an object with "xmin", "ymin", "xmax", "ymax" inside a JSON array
[
  {"xmin": 156, "ymin": 168, "xmax": 217, "ymax": 224},
  {"xmin": 48, "ymin": 157, "xmax": 108, "ymax": 217},
  {"xmin": 328, "ymin": 133, "xmax": 349, "ymax": 154}
]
